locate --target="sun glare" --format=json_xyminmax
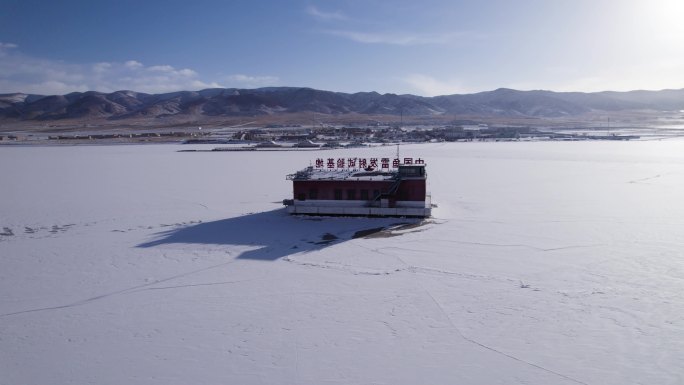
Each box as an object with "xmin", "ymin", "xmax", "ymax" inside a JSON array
[{"xmin": 634, "ymin": 0, "xmax": 684, "ymax": 42}]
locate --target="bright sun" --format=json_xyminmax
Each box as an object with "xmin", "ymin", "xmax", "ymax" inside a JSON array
[{"xmin": 634, "ymin": 0, "xmax": 684, "ymax": 42}]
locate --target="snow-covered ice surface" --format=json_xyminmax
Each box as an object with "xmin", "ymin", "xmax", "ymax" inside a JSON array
[{"xmin": 2, "ymin": 141, "xmax": 684, "ymax": 385}]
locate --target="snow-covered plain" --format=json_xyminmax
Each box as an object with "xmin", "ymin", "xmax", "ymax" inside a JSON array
[{"xmin": 2, "ymin": 141, "xmax": 684, "ymax": 385}]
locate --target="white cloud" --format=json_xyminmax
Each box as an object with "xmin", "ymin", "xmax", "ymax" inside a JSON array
[
  {"xmin": 324, "ymin": 30, "xmax": 463, "ymax": 46},
  {"xmin": 147, "ymin": 65, "xmax": 175, "ymax": 72},
  {"xmin": 308, "ymin": 6, "xmax": 473, "ymax": 46},
  {"xmin": 402, "ymin": 74, "xmax": 467, "ymax": 97},
  {"xmin": 223, "ymin": 74, "xmax": 280, "ymax": 88},
  {"xmin": 0, "ymin": 42, "xmax": 18, "ymax": 50},
  {"xmin": 177, "ymin": 68, "xmax": 198, "ymax": 77},
  {"xmin": 93, "ymin": 62, "xmax": 112, "ymax": 73},
  {"xmin": 0, "ymin": 42, "xmax": 18, "ymax": 59},
  {"xmin": 306, "ymin": 6, "xmax": 347, "ymax": 21},
  {"xmin": 124, "ymin": 60, "xmax": 143, "ymax": 69},
  {"xmin": 0, "ymin": 47, "xmax": 227, "ymax": 94}
]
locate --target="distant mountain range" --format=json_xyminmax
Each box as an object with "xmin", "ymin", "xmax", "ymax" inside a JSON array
[{"xmin": 1, "ymin": 87, "xmax": 683, "ymax": 124}]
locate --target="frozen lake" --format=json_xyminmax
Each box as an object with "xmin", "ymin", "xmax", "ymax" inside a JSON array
[{"xmin": 2, "ymin": 141, "xmax": 684, "ymax": 384}]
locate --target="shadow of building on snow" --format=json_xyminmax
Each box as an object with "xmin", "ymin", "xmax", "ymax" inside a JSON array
[{"xmin": 137, "ymin": 208, "xmax": 416, "ymax": 261}]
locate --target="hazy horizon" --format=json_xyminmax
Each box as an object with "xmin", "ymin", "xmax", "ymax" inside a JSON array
[{"xmin": 4, "ymin": 84, "xmax": 684, "ymax": 98}]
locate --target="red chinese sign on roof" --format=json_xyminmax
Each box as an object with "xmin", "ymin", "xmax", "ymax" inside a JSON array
[{"xmin": 314, "ymin": 157, "xmax": 424, "ymax": 169}]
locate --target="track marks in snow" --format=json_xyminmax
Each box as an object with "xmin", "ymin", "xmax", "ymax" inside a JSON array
[
  {"xmin": 271, "ymin": 236, "xmax": 591, "ymax": 383},
  {"xmin": 1, "ymin": 224, "xmax": 80, "ymax": 239},
  {"xmin": 380, "ymin": 320, "xmax": 400, "ymax": 338},
  {"xmin": 418, "ymin": 282, "xmax": 591, "ymax": 385},
  {"xmin": 628, "ymin": 174, "xmax": 662, "ymax": 184},
  {"xmin": 0, "ymin": 258, "xmax": 240, "ymax": 318},
  {"xmin": 409, "ymin": 265, "xmax": 519, "ymax": 285},
  {"xmin": 349, "ymin": 242, "xmax": 536, "ymax": 286},
  {"xmin": 283, "ymin": 242, "xmax": 523, "ymax": 289},
  {"xmin": 3, "ymin": 218, "xmax": 205, "ymax": 240},
  {"xmin": 111, "ymin": 220, "xmax": 203, "ymax": 233},
  {"xmin": 284, "ymin": 244, "xmax": 524, "ymax": 287},
  {"xmin": 282, "ymin": 257, "xmax": 403, "ymax": 276},
  {"xmin": 132, "ymin": 279, "xmax": 257, "ymax": 292},
  {"xmin": 413, "ymin": 238, "xmax": 604, "ymax": 252},
  {"xmin": 1, "ymin": 227, "xmax": 14, "ymax": 236},
  {"xmin": 48, "ymin": 224, "xmax": 75, "ymax": 234}
]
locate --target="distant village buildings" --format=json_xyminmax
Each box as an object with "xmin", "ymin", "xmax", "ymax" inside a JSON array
[
  {"xmin": 2, "ymin": 120, "xmax": 637, "ymax": 145},
  {"xmin": 231, "ymin": 123, "xmax": 539, "ymax": 145}
]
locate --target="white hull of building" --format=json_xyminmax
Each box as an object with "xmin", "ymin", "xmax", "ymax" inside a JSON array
[{"xmin": 284, "ymin": 198, "xmax": 432, "ymax": 217}]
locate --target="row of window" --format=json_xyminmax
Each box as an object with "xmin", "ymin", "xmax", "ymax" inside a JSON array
[
  {"xmin": 298, "ymin": 188, "xmax": 381, "ymax": 201},
  {"xmin": 332, "ymin": 188, "xmax": 379, "ymax": 200}
]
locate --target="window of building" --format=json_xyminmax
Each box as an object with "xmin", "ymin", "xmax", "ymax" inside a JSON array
[
  {"xmin": 334, "ymin": 189, "xmax": 342, "ymax": 200},
  {"xmin": 360, "ymin": 189, "xmax": 369, "ymax": 200},
  {"xmin": 347, "ymin": 189, "xmax": 356, "ymax": 200},
  {"xmin": 309, "ymin": 188, "xmax": 318, "ymax": 200}
]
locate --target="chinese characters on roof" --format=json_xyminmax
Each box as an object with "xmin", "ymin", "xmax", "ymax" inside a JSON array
[{"xmin": 315, "ymin": 157, "xmax": 424, "ymax": 169}]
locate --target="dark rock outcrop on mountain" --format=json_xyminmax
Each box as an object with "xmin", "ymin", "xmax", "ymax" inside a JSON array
[{"xmin": 1, "ymin": 87, "xmax": 683, "ymax": 122}]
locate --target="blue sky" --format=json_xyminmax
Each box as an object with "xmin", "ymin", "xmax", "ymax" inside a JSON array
[{"xmin": 1, "ymin": 0, "xmax": 683, "ymax": 96}]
